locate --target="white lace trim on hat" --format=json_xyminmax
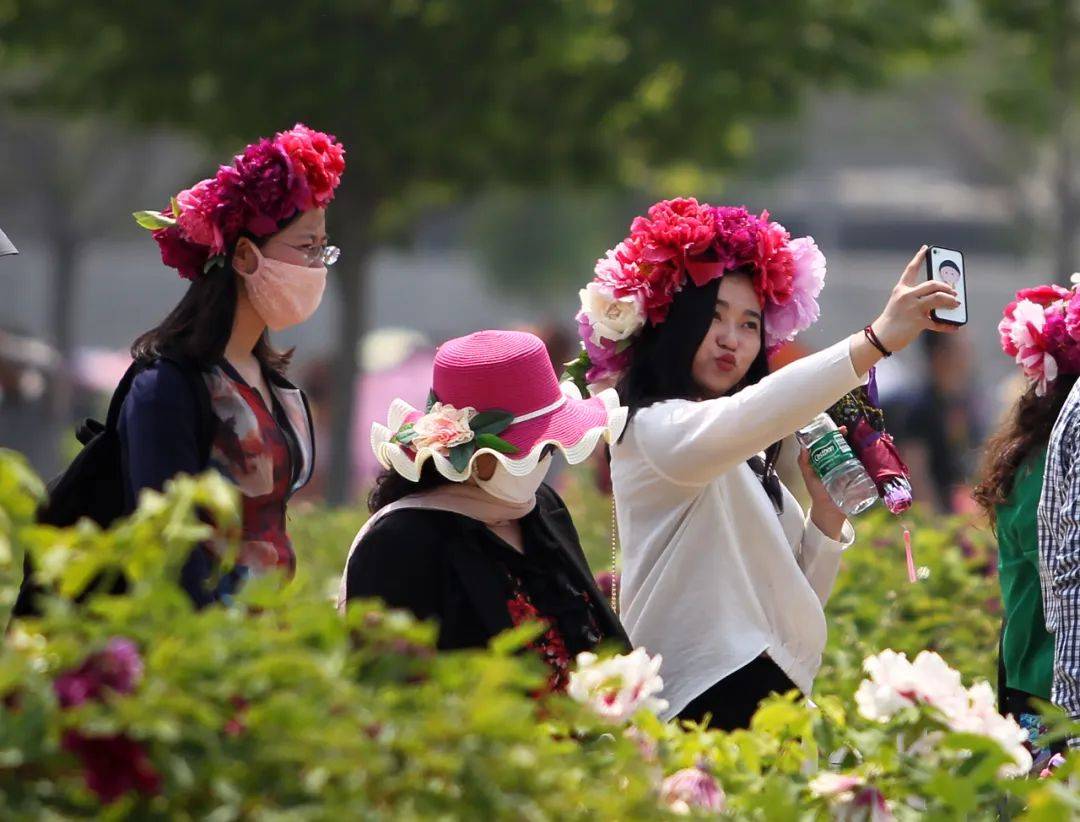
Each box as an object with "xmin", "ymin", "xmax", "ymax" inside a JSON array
[{"xmin": 370, "ymin": 382, "xmax": 627, "ymax": 483}]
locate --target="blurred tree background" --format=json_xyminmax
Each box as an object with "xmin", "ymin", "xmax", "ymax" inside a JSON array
[{"xmin": 3, "ymin": 1, "xmax": 1078, "ymax": 501}]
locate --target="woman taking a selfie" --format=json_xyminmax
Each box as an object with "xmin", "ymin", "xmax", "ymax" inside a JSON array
[
  {"xmin": 119, "ymin": 124, "xmax": 345, "ymax": 606},
  {"xmin": 572, "ymin": 199, "xmax": 959, "ymax": 729},
  {"xmin": 973, "ymin": 282, "xmax": 1080, "ymax": 763}
]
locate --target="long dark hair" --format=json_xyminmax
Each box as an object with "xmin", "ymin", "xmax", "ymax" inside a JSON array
[
  {"xmin": 615, "ymin": 270, "xmax": 782, "ymax": 497},
  {"xmin": 131, "ymin": 235, "xmax": 292, "ymax": 374},
  {"xmin": 973, "ymin": 374, "xmax": 1078, "ymax": 527}
]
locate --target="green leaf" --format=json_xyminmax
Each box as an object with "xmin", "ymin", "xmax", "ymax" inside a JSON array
[
  {"xmin": 469, "ymin": 410, "xmax": 514, "ymax": 436},
  {"xmin": 132, "ymin": 210, "xmax": 177, "ymax": 230},
  {"xmin": 426, "ymin": 389, "xmax": 439, "ymax": 413},
  {"xmin": 393, "ymin": 423, "xmax": 416, "ymax": 445},
  {"xmin": 448, "ymin": 441, "xmax": 476, "ymax": 473},
  {"xmin": 170, "ymin": 196, "xmax": 181, "ymax": 219},
  {"xmin": 561, "ymin": 346, "xmax": 591, "ymax": 396},
  {"xmin": 474, "ymin": 433, "xmax": 518, "ymax": 454},
  {"xmin": 490, "ymin": 621, "xmax": 544, "ymax": 654},
  {"xmin": 203, "ymin": 255, "xmax": 225, "ymax": 274}
]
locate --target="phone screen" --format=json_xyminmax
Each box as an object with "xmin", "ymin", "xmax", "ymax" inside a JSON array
[{"xmin": 928, "ymin": 247, "xmax": 967, "ymax": 325}]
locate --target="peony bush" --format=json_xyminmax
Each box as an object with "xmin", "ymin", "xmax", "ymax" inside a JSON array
[{"xmin": 1, "ymin": 448, "xmax": 1079, "ymax": 819}]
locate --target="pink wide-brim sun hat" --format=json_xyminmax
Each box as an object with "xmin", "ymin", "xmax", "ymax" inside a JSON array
[{"xmin": 371, "ymin": 330, "xmax": 627, "ymax": 482}]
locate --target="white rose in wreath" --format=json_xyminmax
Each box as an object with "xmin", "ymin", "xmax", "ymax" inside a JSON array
[
  {"xmin": 409, "ymin": 403, "xmax": 477, "ymax": 453},
  {"xmin": 578, "ymin": 282, "xmax": 645, "ymax": 346}
]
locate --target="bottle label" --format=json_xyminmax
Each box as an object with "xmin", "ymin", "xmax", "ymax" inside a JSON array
[{"xmin": 807, "ymin": 430, "xmax": 855, "ymax": 478}]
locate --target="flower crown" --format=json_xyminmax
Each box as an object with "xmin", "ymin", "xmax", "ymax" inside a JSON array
[
  {"xmin": 998, "ymin": 277, "xmax": 1080, "ymax": 396},
  {"xmin": 567, "ymin": 198, "xmax": 826, "ymax": 390},
  {"xmin": 133, "ymin": 123, "xmax": 346, "ymax": 281}
]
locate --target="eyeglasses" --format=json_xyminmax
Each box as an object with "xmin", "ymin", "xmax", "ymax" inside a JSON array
[{"xmin": 271, "ymin": 241, "xmax": 341, "ymax": 268}]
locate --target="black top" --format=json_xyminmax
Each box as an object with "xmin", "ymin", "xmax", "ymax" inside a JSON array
[{"xmin": 345, "ymin": 484, "xmax": 629, "ymax": 654}]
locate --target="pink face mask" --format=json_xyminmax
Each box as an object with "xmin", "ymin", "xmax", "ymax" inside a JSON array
[{"xmin": 236, "ymin": 243, "xmax": 327, "ymax": 331}]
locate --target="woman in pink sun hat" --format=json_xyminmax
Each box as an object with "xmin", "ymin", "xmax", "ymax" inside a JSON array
[
  {"xmin": 573, "ymin": 198, "xmax": 960, "ymax": 730},
  {"xmin": 339, "ymin": 330, "xmax": 630, "ymax": 692}
]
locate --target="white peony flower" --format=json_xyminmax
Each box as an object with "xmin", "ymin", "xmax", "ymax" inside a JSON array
[
  {"xmin": 809, "ymin": 772, "xmax": 865, "ymax": 798},
  {"xmin": 855, "ymin": 650, "xmax": 919, "ymax": 721},
  {"xmin": 567, "ymin": 648, "xmax": 669, "ymax": 724},
  {"xmin": 809, "ymin": 773, "xmax": 893, "ymax": 821},
  {"xmin": 578, "ymin": 282, "xmax": 646, "ymax": 347},
  {"xmin": 856, "ymin": 649, "xmax": 1034, "ymax": 776},
  {"xmin": 909, "ymin": 651, "xmax": 967, "ymax": 713}
]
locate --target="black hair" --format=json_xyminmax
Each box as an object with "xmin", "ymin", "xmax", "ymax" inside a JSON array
[
  {"xmin": 131, "ymin": 231, "xmax": 294, "ymax": 374},
  {"xmin": 938, "ymin": 260, "xmax": 961, "ymax": 273},
  {"xmin": 367, "ymin": 443, "xmax": 560, "ymax": 514},
  {"xmin": 615, "ymin": 269, "xmax": 783, "ymax": 508},
  {"xmin": 368, "ymin": 460, "xmax": 453, "ymax": 514}
]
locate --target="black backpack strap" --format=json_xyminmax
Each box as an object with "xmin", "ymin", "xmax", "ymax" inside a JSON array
[
  {"xmin": 104, "ymin": 360, "xmax": 151, "ymax": 434},
  {"xmin": 158, "ymin": 354, "xmax": 216, "ymax": 462}
]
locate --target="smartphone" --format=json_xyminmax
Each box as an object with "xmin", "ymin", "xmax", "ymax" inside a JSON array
[{"xmin": 925, "ymin": 246, "xmax": 967, "ymax": 326}]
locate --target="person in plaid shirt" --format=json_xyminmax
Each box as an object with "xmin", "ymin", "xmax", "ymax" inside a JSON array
[{"xmin": 1035, "ymin": 279, "xmax": 1080, "ymax": 748}]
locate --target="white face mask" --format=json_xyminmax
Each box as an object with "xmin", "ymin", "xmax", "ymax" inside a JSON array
[{"xmin": 476, "ymin": 455, "xmax": 553, "ymax": 504}]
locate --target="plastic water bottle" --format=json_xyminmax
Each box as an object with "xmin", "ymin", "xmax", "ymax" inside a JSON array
[{"xmin": 796, "ymin": 413, "xmax": 878, "ymax": 516}]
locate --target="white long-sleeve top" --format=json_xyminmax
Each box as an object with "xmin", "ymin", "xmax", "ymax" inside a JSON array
[{"xmin": 610, "ymin": 339, "xmax": 865, "ymax": 719}]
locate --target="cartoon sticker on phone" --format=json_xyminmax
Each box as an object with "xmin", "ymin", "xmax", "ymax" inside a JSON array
[{"xmin": 926, "ymin": 246, "xmax": 967, "ymax": 326}]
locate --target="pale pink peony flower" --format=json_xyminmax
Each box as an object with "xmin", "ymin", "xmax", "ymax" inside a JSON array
[
  {"xmin": 765, "ymin": 235, "xmax": 825, "ymax": 347},
  {"xmin": 409, "ymin": 403, "xmax": 477, "ymax": 453},
  {"xmin": 567, "ymin": 648, "xmax": 669, "ymax": 724},
  {"xmin": 175, "ymin": 179, "xmax": 218, "ymax": 250},
  {"xmin": 660, "ymin": 766, "xmax": 726, "ymax": 815}
]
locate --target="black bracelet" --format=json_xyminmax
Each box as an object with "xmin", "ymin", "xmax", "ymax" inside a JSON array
[{"xmin": 864, "ymin": 325, "xmax": 892, "ymax": 357}]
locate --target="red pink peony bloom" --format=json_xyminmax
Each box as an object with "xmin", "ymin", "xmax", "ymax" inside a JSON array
[
  {"xmin": 999, "ymin": 283, "xmax": 1080, "ymax": 396},
  {"xmin": 136, "ymin": 123, "xmax": 345, "ymax": 280},
  {"xmin": 53, "ymin": 638, "xmax": 160, "ymax": 804},
  {"xmin": 576, "ymin": 198, "xmax": 825, "ymax": 387}
]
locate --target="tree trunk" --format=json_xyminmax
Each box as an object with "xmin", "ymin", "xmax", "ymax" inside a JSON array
[
  {"xmin": 324, "ymin": 195, "xmax": 376, "ymax": 506},
  {"xmin": 48, "ymin": 230, "xmax": 78, "ymax": 417}
]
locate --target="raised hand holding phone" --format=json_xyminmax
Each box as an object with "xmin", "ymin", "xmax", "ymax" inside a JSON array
[{"xmin": 855, "ymin": 246, "xmax": 961, "ymax": 374}]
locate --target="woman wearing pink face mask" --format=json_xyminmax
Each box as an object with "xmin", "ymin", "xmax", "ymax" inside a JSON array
[{"xmin": 117, "ymin": 124, "xmax": 345, "ymax": 606}]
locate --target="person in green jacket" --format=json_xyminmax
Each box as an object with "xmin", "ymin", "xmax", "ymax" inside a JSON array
[{"xmin": 973, "ymin": 282, "xmax": 1080, "ymax": 766}]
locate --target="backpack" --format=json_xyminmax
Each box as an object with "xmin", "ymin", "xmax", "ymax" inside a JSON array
[{"xmin": 12, "ymin": 355, "xmax": 215, "ymax": 616}]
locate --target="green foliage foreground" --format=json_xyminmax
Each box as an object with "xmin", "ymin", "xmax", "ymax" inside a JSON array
[{"xmin": 1, "ymin": 448, "xmax": 1079, "ymax": 820}]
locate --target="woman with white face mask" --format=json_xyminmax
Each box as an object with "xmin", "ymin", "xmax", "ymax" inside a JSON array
[
  {"xmin": 116, "ymin": 124, "xmax": 344, "ymax": 606},
  {"xmin": 340, "ymin": 330, "xmax": 630, "ymax": 691}
]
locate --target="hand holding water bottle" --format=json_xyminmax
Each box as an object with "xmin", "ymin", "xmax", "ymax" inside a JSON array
[
  {"xmin": 797, "ymin": 439, "xmax": 849, "ymax": 540},
  {"xmin": 797, "ymin": 414, "xmax": 879, "ymax": 529}
]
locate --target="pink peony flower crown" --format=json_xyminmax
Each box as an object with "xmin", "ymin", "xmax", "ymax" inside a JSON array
[
  {"xmin": 568, "ymin": 198, "xmax": 826, "ymax": 389},
  {"xmin": 998, "ymin": 278, "xmax": 1080, "ymax": 396},
  {"xmin": 133, "ymin": 123, "xmax": 345, "ymax": 281}
]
